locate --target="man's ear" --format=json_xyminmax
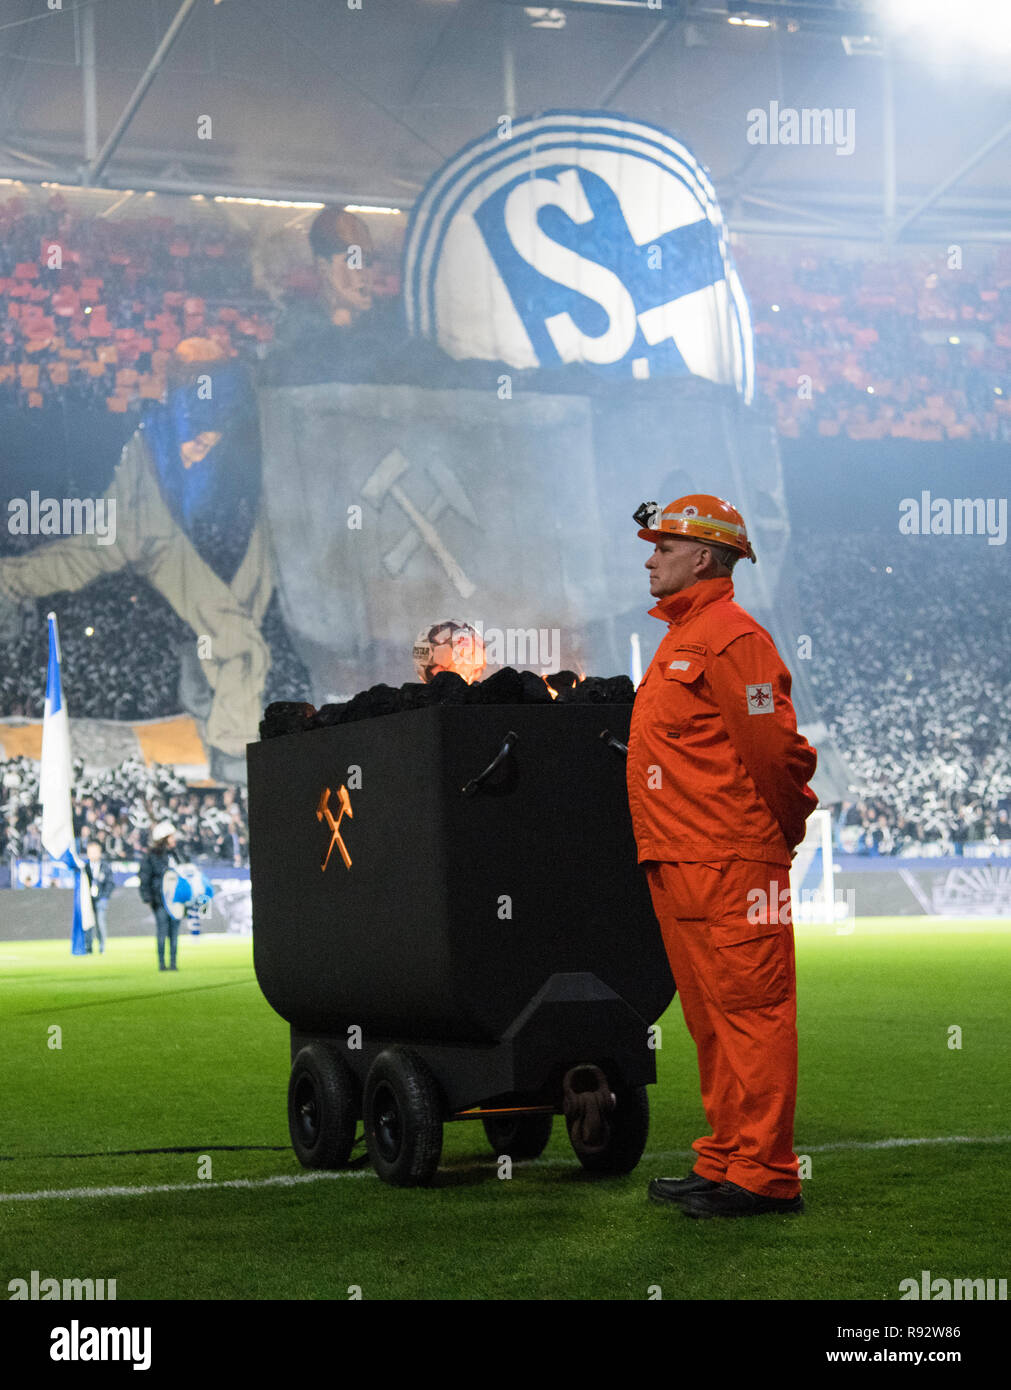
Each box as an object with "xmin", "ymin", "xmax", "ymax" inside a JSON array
[{"xmin": 696, "ymin": 546, "xmax": 723, "ymax": 578}]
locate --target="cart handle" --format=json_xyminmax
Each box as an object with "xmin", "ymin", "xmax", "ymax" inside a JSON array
[
  {"xmin": 461, "ymin": 730, "xmax": 518, "ymax": 796},
  {"xmin": 599, "ymin": 728, "xmax": 628, "ymax": 757}
]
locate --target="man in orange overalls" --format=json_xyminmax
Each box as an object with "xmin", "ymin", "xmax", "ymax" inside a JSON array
[{"xmin": 626, "ymin": 495, "xmax": 818, "ymax": 1218}]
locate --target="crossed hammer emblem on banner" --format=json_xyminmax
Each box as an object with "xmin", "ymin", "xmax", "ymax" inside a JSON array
[
  {"xmin": 362, "ymin": 447, "xmax": 479, "ymax": 599},
  {"xmin": 316, "ymin": 784, "xmax": 353, "ymax": 872}
]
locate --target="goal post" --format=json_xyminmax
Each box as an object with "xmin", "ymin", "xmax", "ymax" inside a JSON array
[{"xmin": 789, "ymin": 808, "xmax": 846, "ymax": 924}]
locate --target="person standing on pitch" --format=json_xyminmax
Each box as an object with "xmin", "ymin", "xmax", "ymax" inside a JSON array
[
  {"xmin": 626, "ymin": 496, "xmax": 818, "ymax": 1218},
  {"xmin": 83, "ymin": 839, "xmax": 115, "ymax": 954},
  {"xmin": 140, "ymin": 821, "xmax": 181, "ymax": 973}
]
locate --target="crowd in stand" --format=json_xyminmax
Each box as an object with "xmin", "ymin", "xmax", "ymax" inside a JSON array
[
  {"xmin": 0, "ymin": 532, "xmax": 191, "ymax": 720},
  {"xmin": 0, "ymin": 525, "xmax": 308, "ymax": 720},
  {"xmin": 794, "ymin": 532, "xmax": 1011, "ymax": 854},
  {"xmin": 1, "ymin": 754, "xmax": 248, "ymax": 866},
  {"xmin": 2, "ymin": 195, "xmax": 1010, "ymax": 439},
  {"xmin": 0, "ymin": 194, "xmax": 275, "ymax": 414},
  {"xmin": 738, "ymin": 245, "xmax": 1011, "ymax": 442}
]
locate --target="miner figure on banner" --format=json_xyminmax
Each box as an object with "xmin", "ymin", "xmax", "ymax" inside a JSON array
[
  {"xmin": 259, "ymin": 205, "xmax": 445, "ymax": 390},
  {"xmin": 260, "ymin": 207, "xmax": 384, "ymax": 388}
]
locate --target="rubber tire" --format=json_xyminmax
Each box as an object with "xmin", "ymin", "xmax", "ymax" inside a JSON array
[
  {"xmin": 482, "ymin": 1111, "xmax": 554, "ymax": 1160},
  {"xmin": 363, "ymin": 1048, "xmax": 444, "ymax": 1187},
  {"xmin": 568, "ymin": 1084, "xmax": 649, "ymax": 1176},
  {"xmin": 288, "ymin": 1042, "xmax": 357, "ymax": 1170}
]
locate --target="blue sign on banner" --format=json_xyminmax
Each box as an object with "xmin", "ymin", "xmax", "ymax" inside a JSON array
[{"xmin": 404, "ymin": 110, "xmax": 753, "ymax": 396}]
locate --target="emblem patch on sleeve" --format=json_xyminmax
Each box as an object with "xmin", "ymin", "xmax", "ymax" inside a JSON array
[{"xmin": 746, "ymin": 682, "xmax": 774, "ymax": 714}]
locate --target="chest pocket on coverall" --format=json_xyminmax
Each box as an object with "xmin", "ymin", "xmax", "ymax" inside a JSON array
[{"xmin": 660, "ymin": 654, "xmax": 704, "ymax": 738}]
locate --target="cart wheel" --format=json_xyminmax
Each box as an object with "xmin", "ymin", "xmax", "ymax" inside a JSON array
[
  {"xmin": 482, "ymin": 1111, "xmax": 554, "ymax": 1160},
  {"xmin": 288, "ymin": 1043, "xmax": 357, "ymax": 1170},
  {"xmin": 363, "ymin": 1048, "xmax": 444, "ymax": 1187},
  {"xmin": 568, "ymin": 1084, "xmax": 649, "ymax": 1176}
]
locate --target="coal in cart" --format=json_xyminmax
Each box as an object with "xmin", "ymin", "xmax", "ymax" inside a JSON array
[{"xmin": 248, "ymin": 697, "xmax": 675, "ymax": 1186}]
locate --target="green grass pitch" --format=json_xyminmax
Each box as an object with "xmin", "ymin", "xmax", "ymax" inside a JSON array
[{"xmin": 1, "ymin": 922, "xmax": 1008, "ymax": 1301}]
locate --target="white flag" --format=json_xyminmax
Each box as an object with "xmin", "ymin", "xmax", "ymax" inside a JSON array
[
  {"xmin": 40, "ymin": 612, "xmax": 95, "ymax": 945},
  {"xmin": 40, "ymin": 612, "xmax": 75, "ymax": 861}
]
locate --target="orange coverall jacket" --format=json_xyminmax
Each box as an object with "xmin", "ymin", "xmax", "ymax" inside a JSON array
[{"xmin": 626, "ymin": 577, "xmax": 818, "ymax": 865}]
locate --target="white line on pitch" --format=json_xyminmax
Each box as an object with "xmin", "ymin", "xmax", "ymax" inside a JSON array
[
  {"xmin": 2, "ymin": 1133, "xmax": 1009, "ymax": 1203},
  {"xmin": 797, "ymin": 1135, "xmax": 1011, "ymax": 1153},
  {"xmin": 646, "ymin": 1134, "xmax": 1011, "ymax": 1161},
  {"xmin": 0, "ymin": 1170, "xmax": 371, "ymax": 1203}
]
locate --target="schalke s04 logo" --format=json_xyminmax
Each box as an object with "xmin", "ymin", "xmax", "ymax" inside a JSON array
[{"xmin": 405, "ymin": 110, "xmax": 753, "ymax": 397}]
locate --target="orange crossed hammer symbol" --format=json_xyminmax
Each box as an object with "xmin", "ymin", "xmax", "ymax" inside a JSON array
[{"xmin": 316, "ymin": 784, "xmax": 353, "ymax": 871}]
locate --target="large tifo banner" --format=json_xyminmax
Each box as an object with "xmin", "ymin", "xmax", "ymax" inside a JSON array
[
  {"xmin": 260, "ymin": 382, "xmax": 600, "ymax": 694},
  {"xmin": 260, "ymin": 110, "xmax": 801, "ymax": 703},
  {"xmin": 260, "ymin": 378, "xmax": 792, "ymax": 701}
]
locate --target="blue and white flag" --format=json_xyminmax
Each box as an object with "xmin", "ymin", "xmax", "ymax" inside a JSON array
[
  {"xmin": 39, "ymin": 612, "xmax": 94, "ymax": 954},
  {"xmin": 162, "ymin": 864, "xmax": 215, "ymax": 922}
]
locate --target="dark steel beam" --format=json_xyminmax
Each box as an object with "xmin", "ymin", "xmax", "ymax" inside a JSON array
[
  {"xmin": 84, "ymin": 0, "xmax": 201, "ymax": 186},
  {"xmin": 893, "ymin": 115, "xmax": 1011, "ymax": 240},
  {"xmin": 598, "ymin": 15, "xmax": 674, "ymax": 107},
  {"xmin": 0, "ymin": 163, "xmax": 405, "ymax": 211},
  {"xmin": 882, "ymin": 46, "xmax": 896, "ymax": 239},
  {"xmin": 728, "ymin": 218, "xmax": 1011, "ymax": 243},
  {"xmin": 81, "ymin": 0, "xmax": 97, "ymax": 162},
  {"xmin": 738, "ymin": 191, "xmax": 854, "ymax": 230}
]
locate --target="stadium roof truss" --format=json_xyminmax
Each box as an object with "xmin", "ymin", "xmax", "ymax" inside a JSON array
[{"xmin": 1, "ymin": 0, "xmax": 1010, "ymax": 243}]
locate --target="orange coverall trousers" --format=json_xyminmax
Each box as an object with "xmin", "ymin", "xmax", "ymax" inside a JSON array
[{"xmin": 645, "ymin": 858, "xmax": 800, "ymax": 1199}]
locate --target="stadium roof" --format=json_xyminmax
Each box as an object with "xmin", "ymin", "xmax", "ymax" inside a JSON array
[{"xmin": 2, "ymin": 0, "xmax": 1010, "ymax": 242}]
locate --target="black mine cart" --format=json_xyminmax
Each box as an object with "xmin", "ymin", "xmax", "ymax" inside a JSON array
[{"xmin": 248, "ymin": 703, "xmax": 675, "ymax": 1186}]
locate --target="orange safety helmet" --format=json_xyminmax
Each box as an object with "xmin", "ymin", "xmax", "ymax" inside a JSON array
[{"xmin": 633, "ymin": 494, "xmax": 757, "ymax": 563}]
